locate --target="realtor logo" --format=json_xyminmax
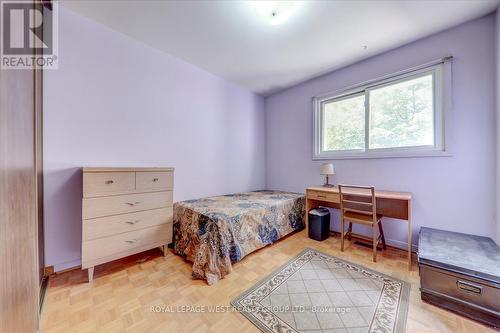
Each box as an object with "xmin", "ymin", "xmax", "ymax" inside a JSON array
[{"xmin": 1, "ymin": 0, "xmax": 58, "ymax": 69}]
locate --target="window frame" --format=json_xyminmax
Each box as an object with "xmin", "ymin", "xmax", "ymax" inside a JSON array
[{"xmin": 313, "ymin": 64, "xmax": 447, "ymax": 160}]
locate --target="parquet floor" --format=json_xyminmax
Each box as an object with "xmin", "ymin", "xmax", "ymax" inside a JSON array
[{"xmin": 40, "ymin": 230, "xmax": 495, "ymax": 333}]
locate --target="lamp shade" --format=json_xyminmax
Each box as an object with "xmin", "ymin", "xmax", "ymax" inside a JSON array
[{"xmin": 320, "ymin": 163, "xmax": 334, "ymax": 175}]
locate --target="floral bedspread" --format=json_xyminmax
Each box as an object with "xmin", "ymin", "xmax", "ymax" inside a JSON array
[{"xmin": 173, "ymin": 190, "xmax": 305, "ymax": 285}]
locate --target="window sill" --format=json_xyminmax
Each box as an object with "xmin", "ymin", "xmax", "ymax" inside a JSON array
[{"xmin": 312, "ymin": 150, "xmax": 452, "ymax": 160}]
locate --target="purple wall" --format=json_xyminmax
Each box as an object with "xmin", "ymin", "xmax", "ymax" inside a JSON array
[
  {"xmin": 45, "ymin": 8, "xmax": 499, "ymax": 270},
  {"xmin": 43, "ymin": 8, "xmax": 266, "ymax": 271},
  {"xmin": 496, "ymin": 8, "xmax": 500, "ymax": 244},
  {"xmin": 265, "ymin": 15, "xmax": 497, "ymax": 250}
]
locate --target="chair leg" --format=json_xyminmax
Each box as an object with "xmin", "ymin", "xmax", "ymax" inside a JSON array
[
  {"xmin": 372, "ymin": 224, "xmax": 377, "ymax": 262},
  {"xmin": 347, "ymin": 222, "xmax": 352, "ymax": 241},
  {"xmin": 340, "ymin": 218, "xmax": 345, "ymax": 252},
  {"xmin": 378, "ymin": 222, "xmax": 387, "ymax": 250}
]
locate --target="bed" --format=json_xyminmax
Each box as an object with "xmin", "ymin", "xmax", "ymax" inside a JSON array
[{"xmin": 173, "ymin": 190, "xmax": 305, "ymax": 285}]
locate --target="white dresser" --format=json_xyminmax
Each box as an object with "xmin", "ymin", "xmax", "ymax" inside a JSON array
[{"xmin": 81, "ymin": 167, "xmax": 174, "ymax": 282}]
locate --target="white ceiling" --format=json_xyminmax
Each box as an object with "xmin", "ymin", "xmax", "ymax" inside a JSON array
[{"xmin": 62, "ymin": 0, "xmax": 499, "ymax": 96}]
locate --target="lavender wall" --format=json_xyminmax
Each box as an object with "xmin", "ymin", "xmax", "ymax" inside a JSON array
[
  {"xmin": 44, "ymin": 8, "xmax": 265, "ymax": 271},
  {"xmin": 265, "ymin": 15, "xmax": 497, "ymax": 250},
  {"xmin": 496, "ymin": 8, "xmax": 500, "ymax": 244}
]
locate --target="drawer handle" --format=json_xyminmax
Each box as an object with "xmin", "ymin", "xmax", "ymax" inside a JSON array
[
  {"xmin": 125, "ymin": 239, "xmax": 139, "ymax": 244},
  {"xmin": 152, "ymin": 178, "xmax": 159, "ymax": 182},
  {"xmin": 317, "ymin": 195, "xmax": 327, "ymax": 198},
  {"xmin": 124, "ymin": 201, "xmax": 141, "ymax": 206},
  {"xmin": 125, "ymin": 220, "xmax": 140, "ymax": 225},
  {"xmin": 105, "ymin": 180, "xmax": 114, "ymax": 184},
  {"xmin": 457, "ymin": 280, "xmax": 482, "ymax": 295}
]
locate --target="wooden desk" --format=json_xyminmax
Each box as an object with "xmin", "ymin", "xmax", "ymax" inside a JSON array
[{"xmin": 305, "ymin": 186, "xmax": 413, "ymax": 270}]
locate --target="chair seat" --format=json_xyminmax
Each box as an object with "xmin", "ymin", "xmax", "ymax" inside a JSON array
[{"xmin": 344, "ymin": 211, "xmax": 383, "ymax": 224}]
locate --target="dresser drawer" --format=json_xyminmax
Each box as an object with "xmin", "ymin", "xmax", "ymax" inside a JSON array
[
  {"xmin": 136, "ymin": 171, "xmax": 173, "ymax": 192},
  {"xmin": 82, "ymin": 191, "xmax": 173, "ymax": 219},
  {"xmin": 82, "ymin": 223, "xmax": 172, "ymax": 264},
  {"xmin": 83, "ymin": 172, "xmax": 135, "ymax": 197},
  {"xmin": 307, "ymin": 190, "xmax": 339, "ymax": 202},
  {"xmin": 83, "ymin": 207, "xmax": 173, "ymax": 240},
  {"xmin": 420, "ymin": 264, "xmax": 500, "ymax": 314}
]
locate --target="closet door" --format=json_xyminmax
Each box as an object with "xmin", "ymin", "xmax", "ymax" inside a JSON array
[{"xmin": 0, "ymin": 50, "xmax": 39, "ymax": 333}]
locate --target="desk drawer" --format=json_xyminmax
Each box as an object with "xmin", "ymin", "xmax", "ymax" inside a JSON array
[
  {"xmin": 308, "ymin": 190, "xmax": 339, "ymax": 203},
  {"xmin": 83, "ymin": 191, "xmax": 173, "ymax": 219},
  {"xmin": 83, "ymin": 207, "xmax": 173, "ymax": 240},
  {"xmin": 83, "ymin": 172, "xmax": 135, "ymax": 197},
  {"xmin": 82, "ymin": 223, "xmax": 172, "ymax": 263},
  {"xmin": 136, "ymin": 171, "xmax": 173, "ymax": 192}
]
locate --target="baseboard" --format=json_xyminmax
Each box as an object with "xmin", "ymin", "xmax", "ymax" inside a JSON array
[
  {"xmin": 53, "ymin": 258, "xmax": 81, "ymax": 273},
  {"xmin": 330, "ymin": 229, "xmax": 418, "ymax": 253},
  {"xmin": 56, "ymin": 265, "xmax": 81, "ymax": 274},
  {"xmin": 385, "ymin": 237, "xmax": 418, "ymax": 253},
  {"xmin": 51, "ymin": 237, "xmax": 417, "ymax": 274}
]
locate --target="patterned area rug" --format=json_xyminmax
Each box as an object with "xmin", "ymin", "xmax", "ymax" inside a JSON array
[{"xmin": 232, "ymin": 248, "xmax": 410, "ymax": 333}]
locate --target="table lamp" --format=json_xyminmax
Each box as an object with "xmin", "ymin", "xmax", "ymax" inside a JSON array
[{"xmin": 320, "ymin": 163, "xmax": 335, "ymax": 187}]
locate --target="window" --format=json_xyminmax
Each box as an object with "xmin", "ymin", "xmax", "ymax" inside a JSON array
[{"xmin": 313, "ymin": 64, "xmax": 446, "ymax": 159}]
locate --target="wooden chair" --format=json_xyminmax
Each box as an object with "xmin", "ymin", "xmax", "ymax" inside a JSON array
[{"xmin": 339, "ymin": 184, "xmax": 387, "ymax": 262}]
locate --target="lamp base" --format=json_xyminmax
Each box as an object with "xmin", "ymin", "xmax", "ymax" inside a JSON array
[{"xmin": 322, "ymin": 175, "xmax": 334, "ymax": 187}]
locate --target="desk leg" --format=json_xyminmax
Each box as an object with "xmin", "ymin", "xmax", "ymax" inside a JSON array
[
  {"xmin": 407, "ymin": 199, "xmax": 412, "ymax": 271},
  {"xmin": 305, "ymin": 198, "xmax": 310, "ymax": 234}
]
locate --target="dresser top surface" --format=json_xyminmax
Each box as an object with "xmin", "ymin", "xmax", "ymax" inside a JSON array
[
  {"xmin": 83, "ymin": 167, "xmax": 174, "ymax": 172},
  {"xmin": 418, "ymin": 227, "xmax": 500, "ymax": 283}
]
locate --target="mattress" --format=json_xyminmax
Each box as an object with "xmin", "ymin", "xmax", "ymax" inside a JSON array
[{"xmin": 173, "ymin": 190, "xmax": 305, "ymax": 285}]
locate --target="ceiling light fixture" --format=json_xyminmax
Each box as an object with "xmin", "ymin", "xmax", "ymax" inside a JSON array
[{"xmin": 248, "ymin": 1, "xmax": 299, "ymax": 25}]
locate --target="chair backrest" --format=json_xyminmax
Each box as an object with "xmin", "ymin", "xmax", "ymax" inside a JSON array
[{"xmin": 338, "ymin": 184, "xmax": 377, "ymax": 223}]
